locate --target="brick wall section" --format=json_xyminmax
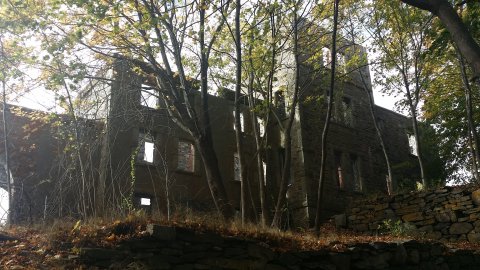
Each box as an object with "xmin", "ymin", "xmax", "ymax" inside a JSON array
[{"xmin": 345, "ymin": 185, "xmax": 480, "ymax": 242}]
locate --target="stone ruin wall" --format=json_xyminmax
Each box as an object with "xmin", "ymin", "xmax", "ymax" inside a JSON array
[
  {"xmin": 79, "ymin": 224, "xmax": 480, "ymax": 269},
  {"xmin": 345, "ymin": 185, "xmax": 480, "ymax": 242}
]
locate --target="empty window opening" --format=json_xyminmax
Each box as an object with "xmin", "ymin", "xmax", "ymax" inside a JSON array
[
  {"xmin": 257, "ymin": 117, "xmax": 265, "ymax": 137},
  {"xmin": 234, "ymin": 153, "xmax": 241, "ymax": 181},
  {"xmin": 140, "ymin": 197, "xmax": 151, "ymax": 206},
  {"xmin": 333, "ymin": 97, "xmax": 353, "ymax": 127},
  {"xmin": 262, "ymin": 160, "xmax": 267, "ymax": 186},
  {"xmin": 342, "ymin": 97, "xmax": 353, "ymax": 126},
  {"xmin": 322, "ymin": 47, "xmax": 331, "ymax": 68},
  {"xmin": 140, "ymin": 84, "xmax": 158, "ymax": 109},
  {"xmin": 274, "ymin": 91, "xmax": 286, "ymax": 119},
  {"xmin": 138, "ymin": 131, "xmax": 155, "ymax": 163},
  {"xmin": 408, "ymin": 134, "xmax": 418, "ymax": 156},
  {"xmin": 178, "ymin": 141, "xmax": 195, "ymax": 172},
  {"xmin": 337, "ymin": 53, "xmax": 346, "ymax": 72},
  {"xmin": 334, "ymin": 151, "xmax": 344, "ymax": 189},
  {"xmin": 233, "ymin": 111, "xmax": 244, "ymax": 132},
  {"xmin": 350, "ymin": 154, "xmax": 362, "ymax": 192}
]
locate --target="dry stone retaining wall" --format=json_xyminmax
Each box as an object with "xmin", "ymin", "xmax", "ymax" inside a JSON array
[
  {"xmin": 345, "ymin": 185, "xmax": 480, "ymax": 242},
  {"xmin": 78, "ymin": 224, "xmax": 480, "ymax": 269}
]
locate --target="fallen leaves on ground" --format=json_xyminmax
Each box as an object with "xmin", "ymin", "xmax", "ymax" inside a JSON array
[{"xmin": 1, "ymin": 215, "xmax": 480, "ymax": 269}]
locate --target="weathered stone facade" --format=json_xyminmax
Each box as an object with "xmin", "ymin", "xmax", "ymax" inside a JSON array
[
  {"xmin": 0, "ymin": 105, "xmax": 102, "ymax": 223},
  {"xmin": 1, "ymin": 43, "xmax": 419, "ymax": 225},
  {"xmin": 100, "ymin": 44, "xmax": 418, "ymax": 227},
  {"xmin": 345, "ymin": 185, "xmax": 480, "ymax": 243}
]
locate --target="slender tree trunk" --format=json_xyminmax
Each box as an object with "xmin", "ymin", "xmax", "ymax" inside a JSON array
[
  {"xmin": 198, "ymin": 0, "xmax": 234, "ymax": 219},
  {"xmin": 409, "ymin": 103, "xmax": 426, "ymax": 186},
  {"xmin": 271, "ymin": 8, "xmax": 301, "ymax": 229},
  {"xmin": 456, "ymin": 46, "xmax": 480, "ymax": 181},
  {"xmin": 61, "ymin": 77, "xmax": 91, "ymax": 218},
  {"xmin": 400, "ymin": 0, "xmax": 480, "ymax": 84},
  {"xmin": 233, "ymin": 0, "xmax": 248, "ymax": 224},
  {"xmin": 2, "ymin": 79, "xmax": 11, "ymax": 226},
  {"xmin": 247, "ymin": 47, "xmax": 268, "ymax": 226},
  {"xmin": 359, "ymin": 70, "xmax": 393, "ymax": 194},
  {"xmin": 314, "ymin": 0, "xmax": 340, "ymax": 233},
  {"xmin": 467, "ymin": 132, "xmax": 479, "ymax": 181},
  {"xmin": 196, "ymin": 137, "xmax": 234, "ymax": 219}
]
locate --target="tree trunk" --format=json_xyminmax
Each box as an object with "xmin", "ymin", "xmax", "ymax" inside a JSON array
[
  {"xmin": 455, "ymin": 45, "xmax": 480, "ymax": 181},
  {"xmin": 247, "ymin": 48, "xmax": 268, "ymax": 226},
  {"xmin": 271, "ymin": 8, "xmax": 300, "ymax": 229},
  {"xmin": 196, "ymin": 136, "xmax": 234, "ymax": 219},
  {"xmin": 233, "ymin": 0, "xmax": 248, "ymax": 224},
  {"xmin": 198, "ymin": 0, "xmax": 234, "ymax": 219},
  {"xmin": 2, "ymin": 79, "xmax": 11, "ymax": 226},
  {"xmin": 400, "ymin": 0, "xmax": 480, "ymax": 83},
  {"xmin": 314, "ymin": 0, "xmax": 340, "ymax": 233},
  {"xmin": 359, "ymin": 70, "xmax": 394, "ymax": 194},
  {"xmin": 409, "ymin": 104, "xmax": 426, "ymax": 187}
]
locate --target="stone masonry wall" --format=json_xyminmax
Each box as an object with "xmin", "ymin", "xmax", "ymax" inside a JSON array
[
  {"xmin": 79, "ymin": 224, "xmax": 480, "ymax": 269},
  {"xmin": 345, "ymin": 185, "xmax": 480, "ymax": 242}
]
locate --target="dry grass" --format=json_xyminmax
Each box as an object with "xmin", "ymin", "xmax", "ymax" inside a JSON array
[{"xmin": 3, "ymin": 210, "xmax": 480, "ymax": 269}]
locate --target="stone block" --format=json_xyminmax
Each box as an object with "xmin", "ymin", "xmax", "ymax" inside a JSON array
[
  {"xmin": 353, "ymin": 224, "xmax": 368, "ymax": 231},
  {"xmin": 425, "ymin": 231, "xmax": 442, "ymax": 240},
  {"xmin": 147, "ymin": 224, "xmax": 176, "ymax": 241},
  {"xmin": 449, "ymin": 222, "xmax": 473, "ymax": 235},
  {"xmin": 472, "ymin": 189, "xmax": 480, "ymax": 205},
  {"xmin": 390, "ymin": 203, "xmax": 400, "ymax": 209},
  {"xmin": 458, "ymin": 217, "xmax": 470, "ymax": 222},
  {"xmin": 471, "ymin": 213, "xmax": 480, "ymax": 221},
  {"xmin": 409, "ymin": 198, "xmax": 425, "ymax": 205},
  {"xmin": 418, "ymin": 225, "xmax": 433, "ymax": 232},
  {"xmin": 467, "ymin": 231, "xmax": 480, "ymax": 243},
  {"xmin": 402, "ymin": 212, "xmax": 423, "ymax": 222},
  {"xmin": 374, "ymin": 203, "xmax": 389, "ymax": 211},
  {"xmin": 416, "ymin": 218, "xmax": 435, "ymax": 226},
  {"xmin": 384, "ymin": 209, "xmax": 395, "ymax": 218},
  {"xmin": 474, "ymin": 220, "xmax": 480, "ymax": 229},
  {"xmin": 334, "ymin": 214, "xmax": 347, "ymax": 228},
  {"xmin": 463, "ymin": 207, "xmax": 480, "ymax": 214}
]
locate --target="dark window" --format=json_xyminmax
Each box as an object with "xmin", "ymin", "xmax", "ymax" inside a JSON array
[
  {"xmin": 334, "ymin": 151, "xmax": 344, "ymax": 189},
  {"xmin": 350, "ymin": 154, "xmax": 362, "ymax": 192},
  {"xmin": 234, "ymin": 153, "xmax": 241, "ymax": 181},
  {"xmin": 274, "ymin": 91, "xmax": 286, "ymax": 119},
  {"xmin": 333, "ymin": 97, "xmax": 353, "ymax": 127}
]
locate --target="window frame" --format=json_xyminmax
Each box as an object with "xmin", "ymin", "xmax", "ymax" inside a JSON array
[
  {"xmin": 177, "ymin": 140, "xmax": 196, "ymax": 173},
  {"xmin": 140, "ymin": 84, "xmax": 159, "ymax": 109},
  {"xmin": 232, "ymin": 110, "xmax": 245, "ymax": 132},
  {"xmin": 407, "ymin": 133, "xmax": 418, "ymax": 156},
  {"xmin": 137, "ymin": 131, "xmax": 155, "ymax": 164},
  {"xmin": 233, "ymin": 152, "xmax": 241, "ymax": 181}
]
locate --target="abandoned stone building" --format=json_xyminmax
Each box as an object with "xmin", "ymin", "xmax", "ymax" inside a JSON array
[
  {"xmin": 0, "ymin": 41, "xmax": 421, "ymax": 226},
  {"xmin": 88, "ymin": 38, "xmax": 419, "ymax": 227}
]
